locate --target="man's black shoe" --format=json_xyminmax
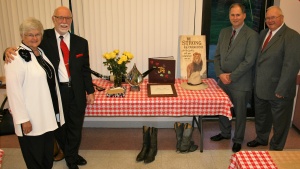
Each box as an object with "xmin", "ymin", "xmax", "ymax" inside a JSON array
[
  {"xmin": 232, "ymin": 143, "xmax": 241, "ymax": 153},
  {"xmin": 247, "ymin": 140, "xmax": 267, "ymax": 147},
  {"xmin": 210, "ymin": 134, "xmax": 230, "ymax": 141},
  {"xmin": 76, "ymin": 155, "xmax": 87, "ymax": 165}
]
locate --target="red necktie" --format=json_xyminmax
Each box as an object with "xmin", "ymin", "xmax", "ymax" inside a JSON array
[
  {"xmin": 228, "ymin": 30, "xmax": 236, "ymax": 49},
  {"xmin": 261, "ymin": 31, "xmax": 272, "ymax": 51},
  {"xmin": 60, "ymin": 36, "xmax": 70, "ymax": 77}
]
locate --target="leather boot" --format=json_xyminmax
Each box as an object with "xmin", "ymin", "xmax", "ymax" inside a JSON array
[
  {"xmin": 54, "ymin": 148, "xmax": 65, "ymax": 161},
  {"xmin": 174, "ymin": 122, "xmax": 184, "ymax": 152},
  {"xmin": 53, "ymin": 139, "xmax": 65, "ymax": 161},
  {"xmin": 179, "ymin": 123, "xmax": 198, "ymax": 152},
  {"xmin": 136, "ymin": 126, "xmax": 150, "ymax": 162},
  {"xmin": 144, "ymin": 127, "xmax": 158, "ymax": 163},
  {"xmin": 53, "ymin": 139, "xmax": 59, "ymax": 157}
]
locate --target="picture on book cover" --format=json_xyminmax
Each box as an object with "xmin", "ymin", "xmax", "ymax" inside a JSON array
[
  {"xmin": 179, "ymin": 35, "xmax": 207, "ymax": 79},
  {"xmin": 148, "ymin": 56, "xmax": 175, "ymax": 84}
]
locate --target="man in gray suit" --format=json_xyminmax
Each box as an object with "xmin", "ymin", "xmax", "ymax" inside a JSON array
[
  {"xmin": 212, "ymin": 3, "xmax": 259, "ymax": 152},
  {"xmin": 247, "ymin": 6, "xmax": 300, "ymax": 151}
]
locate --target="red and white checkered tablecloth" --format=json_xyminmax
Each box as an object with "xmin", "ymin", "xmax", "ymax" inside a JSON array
[
  {"xmin": 0, "ymin": 149, "xmax": 3, "ymax": 168},
  {"xmin": 228, "ymin": 151, "xmax": 278, "ymax": 169},
  {"xmin": 85, "ymin": 78, "xmax": 233, "ymax": 118}
]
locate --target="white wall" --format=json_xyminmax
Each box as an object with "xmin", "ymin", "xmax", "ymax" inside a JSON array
[{"xmin": 276, "ymin": 0, "xmax": 300, "ymax": 33}]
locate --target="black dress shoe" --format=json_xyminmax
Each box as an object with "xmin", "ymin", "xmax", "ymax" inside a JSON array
[
  {"xmin": 210, "ymin": 134, "xmax": 230, "ymax": 141},
  {"xmin": 232, "ymin": 143, "xmax": 241, "ymax": 153},
  {"xmin": 67, "ymin": 163, "xmax": 79, "ymax": 169},
  {"xmin": 247, "ymin": 140, "xmax": 267, "ymax": 147},
  {"xmin": 76, "ymin": 155, "xmax": 87, "ymax": 166}
]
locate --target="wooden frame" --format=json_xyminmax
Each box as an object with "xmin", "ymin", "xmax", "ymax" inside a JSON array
[{"xmin": 147, "ymin": 83, "xmax": 177, "ymax": 97}]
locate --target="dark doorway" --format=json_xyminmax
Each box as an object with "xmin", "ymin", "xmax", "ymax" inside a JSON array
[{"xmin": 201, "ymin": 0, "xmax": 274, "ymax": 117}]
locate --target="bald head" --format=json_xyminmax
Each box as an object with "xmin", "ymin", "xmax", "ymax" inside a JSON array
[
  {"xmin": 266, "ymin": 6, "xmax": 283, "ymax": 16},
  {"xmin": 265, "ymin": 6, "xmax": 284, "ymax": 31},
  {"xmin": 53, "ymin": 6, "xmax": 72, "ymax": 17},
  {"xmin": 52, "ymin": 6, "xmax": 73, "ymax": 35}
]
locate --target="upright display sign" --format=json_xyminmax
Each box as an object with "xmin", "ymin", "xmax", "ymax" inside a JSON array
[{"xmin": 179, "ymin": 35, "xmax": 207, "ymax": 79}]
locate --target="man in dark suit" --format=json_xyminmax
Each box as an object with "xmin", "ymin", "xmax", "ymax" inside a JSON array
[
  {"xmin": 247, "ymin": 6, "xmax": 300, "ymax": 151},
  {"xmin": 5, "ymin": 6, "xmax": 95, "ymax": 169},
  {"xmin": 212, "ymin": 3, "xmax": 259, "ymax": 152}
]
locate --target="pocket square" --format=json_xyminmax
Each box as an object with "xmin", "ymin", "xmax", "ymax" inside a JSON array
[{"xmin": 76, "ymin": 53, "xmax": 84, "ymax": 58}]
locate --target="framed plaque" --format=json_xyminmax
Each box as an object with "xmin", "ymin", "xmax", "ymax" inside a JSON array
[{"xmin": 147, "ymin": 83, "xmax": 177, "ymax": 97}]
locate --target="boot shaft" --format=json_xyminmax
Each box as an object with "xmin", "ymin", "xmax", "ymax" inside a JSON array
[
  {"xmin": 149, "ymin": 127, "xmax": 158, "ymax": 146},
  {"xmin": 174, "ymin": 122, "xmax": 184, "ymax": 150},
  {"xmin": 142, "ymin": 126, "xmax": 151, "ymax": 145},
  {"xmin": 180, "ymin": 123, "xmax": 194, "ymax": 152},
  {"xmin": 144, "ymin": 127, "xmax": 158, "ymax": 164}
]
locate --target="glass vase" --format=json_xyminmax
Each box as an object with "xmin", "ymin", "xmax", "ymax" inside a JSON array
[{"xmin": 113, "ymin": 73, "xmax": 123, "ymax": 88}]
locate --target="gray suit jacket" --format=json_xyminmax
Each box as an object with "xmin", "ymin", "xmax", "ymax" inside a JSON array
[
  {"xmin": 214, "ymin": 24, "xmax": 259, "ymax": 91},
  {"xmin": 255, "ymin": 24, "xmax": 300, "ymax": 100}
]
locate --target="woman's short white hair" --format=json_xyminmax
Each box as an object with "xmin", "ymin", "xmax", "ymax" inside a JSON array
[{"xmin": 19, "ymin": 17, "xmax": 44, "ymax": 36}]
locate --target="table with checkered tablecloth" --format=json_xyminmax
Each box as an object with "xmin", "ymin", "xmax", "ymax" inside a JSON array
[
  {"xmin": 86, "ymin": 78, "xmax": 232, "ymax": 117},
  {"xmin": 229, "ymin": 150, "xmax": 300, "ymax": 169},
  {"xmin": 229, "ymin": 151, "xmax": 278, "ymax": 169},
  {"xmin": 85, "ymin": 78, "xmax": 233, "ymax": 152},
  {"xmin": 0, "ymin": 149, "xmax": 4, "ymax": 169}
]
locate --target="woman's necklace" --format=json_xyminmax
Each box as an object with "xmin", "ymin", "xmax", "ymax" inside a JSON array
[{"xmin": 35, "ymin": 49, "xmax": 53, "ymax": 79}]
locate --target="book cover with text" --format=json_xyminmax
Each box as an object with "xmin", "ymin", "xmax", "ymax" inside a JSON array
[{"xmin": 180, "ymin": 35, "xmax": 207, "ymax": 79}]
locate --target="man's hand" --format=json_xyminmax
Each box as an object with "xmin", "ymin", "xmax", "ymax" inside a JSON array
[
  {"xmin": 22, "ymin": 121, "xmax": 32, "ymax": 135},
  {"xmin": 86, "ymin": 93, "xmax": 95, "ymax": 105},
  {"xmin": 219, "ymin": 73, "xmax": 232, "ymax": 84},
  {"xmin": 4, "ymin": 47, "xmax": 17, "ymax": 63},
  {"xmin": 275, "ymin": 93, "xmax": 284, "ymax": 99}
]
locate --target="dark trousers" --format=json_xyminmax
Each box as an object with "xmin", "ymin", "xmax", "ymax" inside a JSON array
[
  {"xmin": 218, "ymin": 81, "xmax": 251, "ymax": 144},
  {"xmin": 254, "ymin": 94, "xmax": 294, "ymax": 150},
  {"xmin": 54, "ymin": 124, "xmax": 66, "ymax": 152},
  {"xmin": 59, "ymin": 85, "xmax": 85, "ymax": 164},
  {"xmin": 18, "ymin": 131, "xmax": 54, "ymax": 169}
]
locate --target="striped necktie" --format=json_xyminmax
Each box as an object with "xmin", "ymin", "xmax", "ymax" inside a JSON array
[
  {"xmin": 261, "ymin": 31, "xmax": 272, "ymax": 51},
  {"xmin": 228, "ymin": 30, "xmax": 236, "ymax": 49}
]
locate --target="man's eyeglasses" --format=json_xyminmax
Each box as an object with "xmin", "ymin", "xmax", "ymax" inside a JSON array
[
  {"xmin": 54, "ymin": 16, "xmax": 72, "ymax": 22},
  {"xmin": 265, "ymin": 15, "xmax": 282, "ymax": 21},
  {"xmin": 24, "ymin": 33, "xmax": 42, "ymax": 38}
]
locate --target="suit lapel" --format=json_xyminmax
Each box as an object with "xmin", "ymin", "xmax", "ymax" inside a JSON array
[
  {"xmin": 226, "ymin": 25, "xmax": 247, "ymax": 55},
  {"xmin": 49, "ymin": 29, "xmax": 60, "ymax": 59},
  {"xmin": 69, "ymin": 34, "xmax": 76, "ymax": 66},
  {"xmin": 258, "ymin": 25, "xmax": 287, "ymax": 65},
  {"xmin": 224, "ymin": 28, "xmax": 233, "ymax": 54},
  {"xmin": 261, "ymin": 24, "xmax": 286, "ymax": 53}
]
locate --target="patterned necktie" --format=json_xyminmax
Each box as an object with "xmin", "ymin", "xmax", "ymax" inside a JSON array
[
  {"xmin": 228, "ymin": 30, "xmax": 236, "ymax": 49},
  {"xmin": 59, "ymin": 36, "xmax": 70, "ymax": 77},
  {"xmin": 261, "ymin": 31, "xmax": 272, "ymax": 51}
]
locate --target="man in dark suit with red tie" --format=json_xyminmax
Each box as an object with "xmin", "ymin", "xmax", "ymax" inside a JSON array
[
  {"xmin": 212, "ymin": 3, "xmax": 259, "ymax": 153},
  {"xmin": 5, "ymin": 6, "xmax": 95, "ymax": 169},
  {"xmin": 247, "ymin": 6, "xmax": 300, "ymax": 151}
]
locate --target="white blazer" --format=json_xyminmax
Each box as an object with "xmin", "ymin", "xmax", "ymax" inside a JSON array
[{"xmin": 5, "ymin": 43, "xmax": 65, "ymax": 136}]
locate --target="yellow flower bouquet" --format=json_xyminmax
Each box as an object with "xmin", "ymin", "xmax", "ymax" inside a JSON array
[{"xmin": 103, "ymin": 49, "xmax": 134, "ymax": 87}]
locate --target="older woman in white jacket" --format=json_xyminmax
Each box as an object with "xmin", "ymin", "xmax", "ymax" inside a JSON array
[{"xmin": 5, "ymin": 17, "xmax": 65, "ymax": 169}]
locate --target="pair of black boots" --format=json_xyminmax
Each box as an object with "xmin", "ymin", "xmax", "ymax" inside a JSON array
[
  {"xmin": 136, "ymin": 126, "xmax": 158, "ymax": 163},
  {"xmin": 174, "ymin": 122, "xmax": 198, "ymax": 152}
]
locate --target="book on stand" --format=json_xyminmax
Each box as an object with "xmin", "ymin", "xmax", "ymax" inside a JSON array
[
  {"xmin": 179, "ymin": 35, "xmax": 207, "ymax": 79},
  {"xmin": 148, "ymin": 56, "xmax": 176, "ymax": 84},
  {"xmin": 147, "ymin": 57, "xmax": 177, "ymax": 97}
]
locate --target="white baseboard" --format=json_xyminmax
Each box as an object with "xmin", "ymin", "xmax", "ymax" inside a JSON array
[{"xmin": 83, "ymin": 117, "xmax": 195, "ymax": 128}]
